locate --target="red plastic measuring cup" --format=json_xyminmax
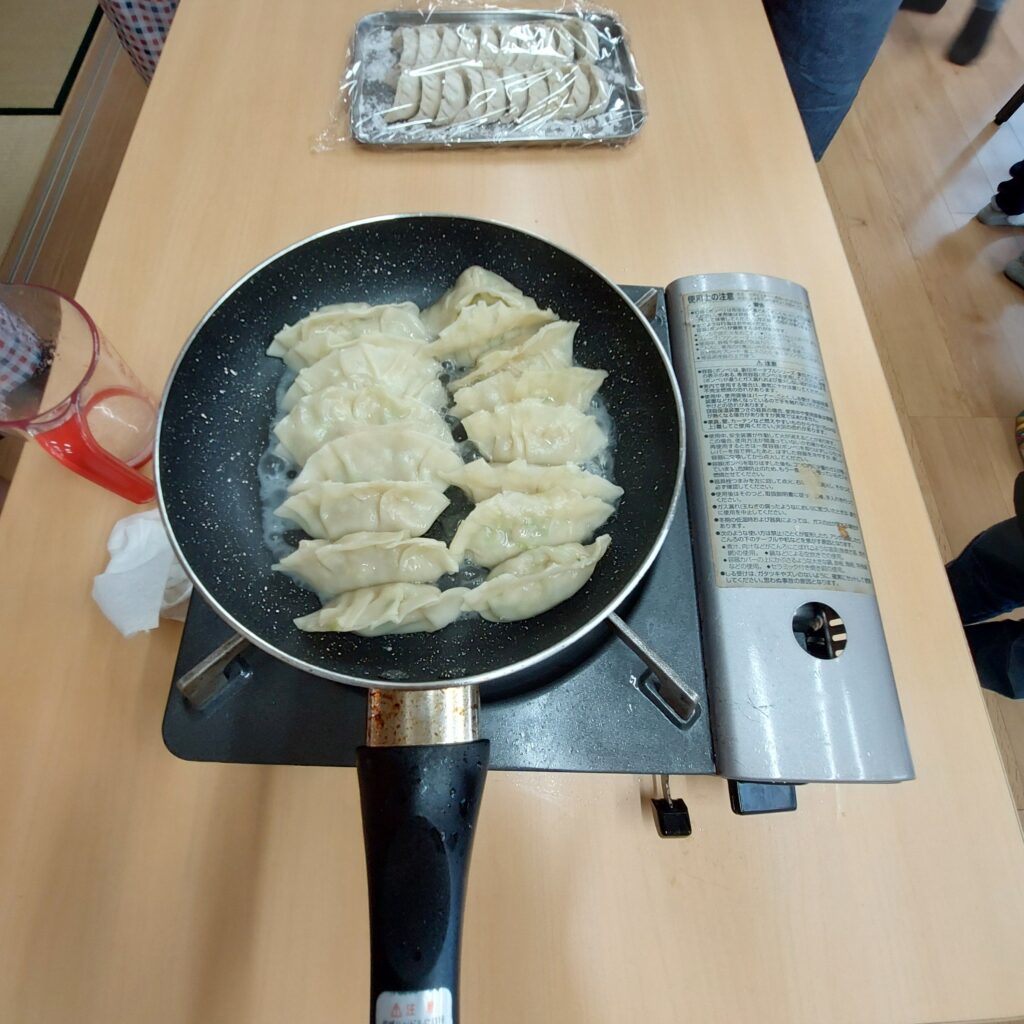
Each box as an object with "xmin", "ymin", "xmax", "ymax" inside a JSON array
[{"xmin": 0, "ymin": 284, "xmax": 156, "ymax": 503}]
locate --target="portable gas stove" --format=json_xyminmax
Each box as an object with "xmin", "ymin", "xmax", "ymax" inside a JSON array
[{"xmin": 162, "ymin": 280, "xmax": 913, "ymax": 834}]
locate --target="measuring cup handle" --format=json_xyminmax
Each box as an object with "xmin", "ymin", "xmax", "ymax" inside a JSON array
[
  {"xmin": 83, "ymin": 431, "xmax": 155, "ymax": 502},
  {"xmin": 76, "ymin": 386, "xmax": 155, "ymax": 502},
  {"xmin": 34, "ymin": 414, "xmax": 155, "ymax": 504}
]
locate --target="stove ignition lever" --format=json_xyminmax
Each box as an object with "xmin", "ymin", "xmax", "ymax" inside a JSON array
[{"xmin": 651, "ymin": 774, "xmax": 692, "ymax": 838}]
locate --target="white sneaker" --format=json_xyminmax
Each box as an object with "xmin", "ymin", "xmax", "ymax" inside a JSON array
[
  {"xmin": 977, "ymin": 200, "xmax": 1024, "ymax": 227},
  {"xmin": 1005, "ymin": 253, "xmax": 1024, "ymax": 290}
]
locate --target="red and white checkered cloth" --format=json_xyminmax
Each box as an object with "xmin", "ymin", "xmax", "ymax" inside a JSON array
[
  {"xmin": 99, "ymin": 0, "xmax": 180, "ymax": 82},
  {"xmin": 0, "ymin": 304, "xmax": 44, "ymax": 419}
]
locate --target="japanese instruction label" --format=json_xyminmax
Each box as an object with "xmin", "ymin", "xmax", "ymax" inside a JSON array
[{"xmin": 681, "ymin": 284, "xmax": 873, "ymax": 594}]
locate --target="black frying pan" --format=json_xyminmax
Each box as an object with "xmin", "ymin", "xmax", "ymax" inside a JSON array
[{"xmin": 156, "ymin": 215, "xmax": 684, "ymax": 1020}]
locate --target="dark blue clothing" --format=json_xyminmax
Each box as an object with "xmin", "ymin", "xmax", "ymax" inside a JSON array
[
  {"xmin": 947, "ymin": 490, "xmax": 1024, "ymax": 700},
  {"xmin": 995, "ymin": 162, "xmax": 1024, "ymax": 216},
  {"xmin": 763, "ymin": 0, "xmax": 902, "ymax": 159}
]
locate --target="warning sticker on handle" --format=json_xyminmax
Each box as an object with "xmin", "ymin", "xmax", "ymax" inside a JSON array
[
  {"xmin": 375, "ymin": 988, "xmax": 452, "ymax": 1024},
  {"xmin": 681, "ymin": 284, "xmax": 873, "ymax": 594}
]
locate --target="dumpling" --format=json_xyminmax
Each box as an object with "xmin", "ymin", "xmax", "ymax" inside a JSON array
[
  {"xmin": 582, "ymin": 64, "xmax": 611, "ymax": 118},
  {"xmin": 520, "ymin": 70, "xmax": 565, "ymax": 124},
  {"xmin": 281, "ymin": 340, "xmax": 445, "ymax": 412},
  {"xmin": 416, "ymin": 25, "xmax": 443, "ymax": 65},
  {"xmin": 438, "ymin": 25, "xmax": 460, "ymax": 63},
  {"xmin": 480, "ymin": 69, "xmax": 507, "ymax": 123},
  {"xmin": 286, "ymin": 331, "xmax": 426, "ymax": 374},
  {"xmin": 270, "ymin": 303, "xmax": 370, "ymax": 355},
  {"xmin": 455, "ymin": 23, "xmax": 480, "ymax": 61},
  {"xmin": 463, "ymin": 399, "xmax": 607, "ymax": 465},
  {"xmin": 449, "ymin": 319, "xmax": 576, "ymax": 391},
  {"xmin": 434, "ymin": 68, "xmax": 468, "ymax": 126},
  {"xmin": 547, "ymin": 22, "xmax": 577, "ymax": 62},
  {"xmin": 275, "ymin": 531, "xmax": 458, "ymax": 597},
  {"xmin": 567, "ymin": 18, "xmax": 603, "ymax": 61},
  {"xmin": 275, "ymin": 321, "xmax": 431, "ymax": 372},
  {"xmin": 427, "ymin": 301, "xmax": 556, "ymax": 367},
  {"xmin": 531, "ymin": 24, "xmax": 566, "ymax": 64},
  {"xmin": 446, "ymin": 458, "xmax": 623, "ymax": 504},
  {"xmin": 502, "ymin": 71, "xmax": 530, "ymax": 121},
  {"xmin": 457, "ymin": 68, "xmax": 488, "ymax": 125},
  {"xmin": 416, "ymin": 71, "xmax": 444, "ymax": 121},
  {"xmin": 497, "ymin": 24, "xmax": 525, "ymax": 67},
  {"xmin": 478, "ymin": 25, "xmax": 501, "ymax": 65},
  {"xmin": 465, "ymin": 535, "xmax": 611, "ymax": 621},
  {"xmin": 274, "ymin": 385, "xmax": 453, "ymax": 465},
  {"xmin": 519, "ymin": 70, "xmax": 550, "ymax": 123},
  {"xmin": 449, "ymin": 489, "xmax": 614, "ymax": 567},
  {"xmin": 384, "ymin": 70, "xmax": 421, "ymax": 123},
  {"xmin": 275, "ymin": 481, "xmax": 450, "ymax": 540},
  {"xmin": 268, "ymin": 302, "xmax": 430, "ymax": 367},
  {"xmin": 545, "ymin": 69, "xmax": 575, "ymax": 118},
  {"xmin": 289, "ymin": 427, "xmax": 464, "ymax": 492},
  {"xmin": 558, "ymin": 63, "xmax": 591, "ymax": 120},
  {"xmin": 511, "ymin": 24, "xmax": 546, "ymax": 71},
  {"xmin": 296, "ymin": 583, "xmax": 469, "ymax": 636},
  {"xmin": 423, "ymin": 266, "xmax": 535, "ymax": 333},
  {"xmin": 394, "ymin": 26, "xmax": 419, "ymax": 68},
  {"xmin": 450, "ymin": 366, "xmax": 606, "ymax": 418}
]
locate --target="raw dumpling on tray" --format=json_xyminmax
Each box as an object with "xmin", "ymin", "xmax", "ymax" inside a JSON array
[
  {"xmin": 262, "ymin": 267, "xmax": 619, "ymax": 637},
  {"xmin": 381, "ymin": 18, "xmax": 613, "ymax": 130}
]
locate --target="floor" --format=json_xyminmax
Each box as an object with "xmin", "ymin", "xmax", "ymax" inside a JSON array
[
  {"xmin": 820, "ymin": 0, "xmax": 1024, "ymax": 828},
  {"xmin": 0, "ymin": 0, "xmax": 99, "ymax": 255},
  {"xmin": 0, "ymin": 116, "xmax": 60, "ymax": 251}
]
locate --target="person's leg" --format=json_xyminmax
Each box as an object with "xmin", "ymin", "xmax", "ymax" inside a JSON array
[
  {"xmin": 946, "ymin": 517, "xmax": 1024, "ymax": 624},
  {"xmin": 948, "ymin": 0, "xmax": 1005, "ymax": 65},
  {"xmin": 762, "ymin": 0, "xmax": 903, "ymax": 160},
  {"xmin": 996, "ymin": 165, "xmax": 1024, "ymax": 215},
  {"xmin": 977, "ymin": 163, "xmax": 1024, "ymax": 226},
  {"xmin": 962, "ymin": 620, "xmax": 1024, "ymax": 698}
]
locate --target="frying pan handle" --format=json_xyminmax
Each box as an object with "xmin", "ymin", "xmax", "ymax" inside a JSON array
[{"xmin": 356, "ymin": 739, "xmax": 490, "ymax": 1024}]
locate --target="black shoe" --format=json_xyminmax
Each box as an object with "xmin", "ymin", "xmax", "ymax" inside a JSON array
[
  {"xmin": 948, "ymin": 7, "xmax": 998, "ymax": 65},
  {"xmin": 901, "ymin": 0, "xmax": 947, "ymax": 12},
  {"xmin": 1011, "ymin": 161, "xmax": 1024, "ymax": 178}
]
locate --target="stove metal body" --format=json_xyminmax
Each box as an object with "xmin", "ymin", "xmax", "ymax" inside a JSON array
[{"xmin": 667, "ymin": 274, "xmax": 913, "ymax": 784}]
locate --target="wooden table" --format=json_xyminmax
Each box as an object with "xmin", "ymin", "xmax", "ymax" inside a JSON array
[{"xmin": 2, "ymin": 1, "xmax": 1023, "ymax": 1021}]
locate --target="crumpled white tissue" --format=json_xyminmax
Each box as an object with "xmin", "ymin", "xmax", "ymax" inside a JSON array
[{"xmin": 92, "ymin": 509, "xmax": 192, "ymax": 637}]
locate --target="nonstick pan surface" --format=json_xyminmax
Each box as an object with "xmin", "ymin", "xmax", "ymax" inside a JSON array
[{"xmin": 156, "ymin": 215, "xmax": 683, "ymax": 688}]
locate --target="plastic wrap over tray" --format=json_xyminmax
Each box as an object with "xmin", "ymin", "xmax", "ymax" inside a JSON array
[{"xmin": 314, "ymin": 3, "xmax": 646, "ymax": 149}]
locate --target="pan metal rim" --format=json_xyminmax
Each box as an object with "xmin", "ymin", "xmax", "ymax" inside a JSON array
[{"xmin": 155, "ymin": 212, "xmax": 686, "ymax": 691}]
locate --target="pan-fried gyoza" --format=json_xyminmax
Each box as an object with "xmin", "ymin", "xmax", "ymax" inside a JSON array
[{"xmin": 266, "ymin": 266, "xmax": 619, "ymax": 634}]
